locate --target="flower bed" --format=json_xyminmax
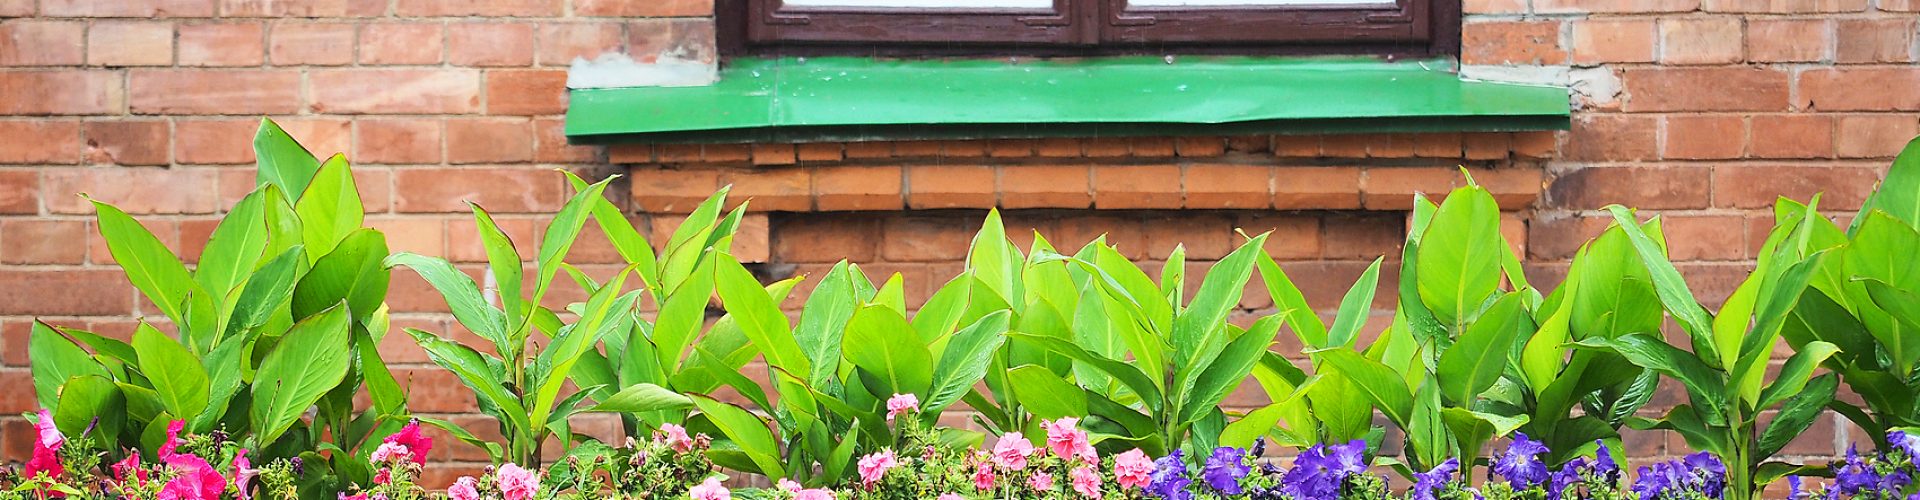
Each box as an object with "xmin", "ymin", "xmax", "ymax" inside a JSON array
[{"xmin": 12, "ymin": 120, "xmax": 1920, "ymax": 500}]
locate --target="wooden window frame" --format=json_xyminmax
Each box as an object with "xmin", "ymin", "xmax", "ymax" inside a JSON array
[{"xmin": 718, "ymin": 0, "xmax": 1460, "ymax": 58}]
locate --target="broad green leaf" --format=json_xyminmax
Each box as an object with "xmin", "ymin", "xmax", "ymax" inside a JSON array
[
  {"xmin": 291, "ymin": 229, "xmax": 389, "ymax": 324},
  {"xmin": 1756, "ymin": 341, "xmax": 1839, "ymax": 410},
  {"xmin": 93, "ymin": 200, "xmax": 199, "ymax": 326},
  {"xmin": 1606, "ymin": 206, "xmax": 1717, "ymax": 365},
  {"xmin": 253, "ymin": 118, "xmax": 321, "ymax": 199},
  {"xmin": 1007, "ymin": 364, "xmax": 1087, "ymax": 419},
  {"xmin": 29, "ymin": 322, "xmax": 110, "ymax": 408},
  {"xmin": 1757, "ymin": 374, "xmax": 1838, "ymax": 458},
  {"xmin": 1316, "ymin": 349, "xmax": 1413, "ymax": 423},
  {"xmin": 223, "ymin": 246, "xmax": 305, "ymax": 340},
  {"xmin": 653, "ymin": 252, "xmax": 716, "ymax": 374},
  {"xmin": 1574, "ymin": 333, "xmax": 1726, "ymax": 422},
  {"xmin": 713, "ymin": 253, "xmax": 809, "ymax": 375},
  {"xmin": 1220, "ymin": 403, "xmax": 1291, "ymax": 449},
  {"xmin": 416, "ymin": 416, "xmax": 504, "ymax": 463},
  {"xmin": 527, "ymin": 177, "xmax": 614, "ymax": 320},
  {"xmin": 405, "ymin": 327, "xmax": 530, "ymax": 429},
  {"xmin": 1521, "ymin": 299, "xmax": 1573, "ymax": 395},
  {"xmin": 470, "ymin": 205, "xmax": 527, "ymax": 326},
  {"xmin": 927, "ymin": 311, "xmax": 1010, "ymax": 414},
  {"xmin": 251, "ymin": 304, "xmax": 354, "ymax": 445},
  {"xmin": 1171, "ymin": 234, "xmax": 1268, "ymax": 376},
  {"xmin": 691, "ymin": 396, "xmax": 786, "ymax": 479},
  {"xmin": 132, "ymin": 323, "xmax": 210, "ymax": 424},
  {"xmin": 1861, "ymin": 280, "xmax": 1920, "ymax": 373},
  {"xmin": 1326, "ymin": 258, "xmax": 1384, "ymax": 348},
  {"xmin": 794, "ymin": 261, "xmax": 859, "ymax": 386},
  {"xmin": 1008, "ymin": 331, "xmax": 1162, "ymax": 411},
  {"xmin": 1438, "ymin": 293, "xmax": 1529, "ymax": 404},
  {"xmin": 1257, "ymin": 252, "xmax": 1327, "ymax": 347},
  {"xmin": 966, "ymin": 209, "xmax": 1024, "ymax": 307},
  {"xmin": 53, "ymin": 375, "xmax": 123, "ymax": 441},
  {"xmin": 530, "ymin": 271, "xmax": 639, "ymax": 431},
  {"xmin": 293, "ymin": 155, "xmax": 363, "ymax": 261},
  {"xmin": 1571, "ymin": 223, "xmax": 1666, "ymax": 340},
  {"xmin": 660, "ymin": 188, "xmax": 729, "ymax": 296},
  {"xmin": 356, "ymin": 328, "xmax": 407, "ymax": 417},
  {"xmin": 565, "ymin": 171, "xmax": 657, "ymax": 286},
  {"xmin": 588, "ymin": 383, "xmax": 693, "ymax": 413},
  {"xmin": 843, "ymin": 305, "xmax": 934, "ymax": 398},
  {"xmin": 195, "ymin": 187, "xmax": 272, "ymax": 307},
  {"xmin": 1416, "ymin": 184, "xmax": 1504, "ymax": 329},
  {"xmin": 385, "ymin": 253, "xmax": 510, "ymax": 349},
  {"xmin": 1853, "ymin": 136, "xmax": 1920, "ymax": 231},
  {"xmin": 1179, "ymin": 316, "xmax": 1281, "ymax": 426}
]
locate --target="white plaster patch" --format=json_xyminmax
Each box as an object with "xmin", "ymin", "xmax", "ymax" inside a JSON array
[{"xmin": 566, "ymin": 51, "xmax": 720, "ymax": 89}]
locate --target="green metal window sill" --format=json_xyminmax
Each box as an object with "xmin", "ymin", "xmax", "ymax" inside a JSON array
[{"xmin": 564, "ymin": 57, "xmax": 1572, "ymax": 145}]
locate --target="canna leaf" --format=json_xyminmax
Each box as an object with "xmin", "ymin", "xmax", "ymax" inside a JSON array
[
  {"xmin": 588, "ymin": 383, "xmax": 694, "ymax": 413},
  {"xmin": 293, "ymin": 155, "xmax": 363, "ymax": 262},
  {"xmin": 93, "ymin": 200, "xmax": 200, "ymax": 328},
  {"xmin": 1438, "ymin": 293, "xmax": 1530, "ymax": 405},
  {"xmin": 253, "ymin": 118, "xmax": 321, "ymax": 200},
  {"xmin": 927, "ymin": 311, "xmax": 1010, "ymax": 415},
  {"xmin": 132, "ymin": 323, "xmax": 210, "ymax": 426},
  {"xmin": 385, "ymin": 252, "xmax": 510, "ymax": 351},
  {"xmin": 691, "ymin": 396, "xmax": 786, "ymax": 479},
  {"xmin": 1416, "ymin": 184, "xmax": 1504, "ymax": 330},
  {"xmin": 1316, "ymin": 349, "xmax": 1413, "ymax": 424},
  {"xmin": 30, "ymin": 322, "xmax": 112, "ymax": 410},
  {"xmin": 251, "ymin": 304, "xmax": 354, "ymax": 445},
  {"xmin": 842, "ymin": 305, "xmax": 934, "ymax": 398}
]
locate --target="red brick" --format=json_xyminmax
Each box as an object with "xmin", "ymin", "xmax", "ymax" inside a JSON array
[
  {"xmin": 0, "ymin": 269, "xmax": 133, "ymax": 316},
  {"xmin": 1366, "ymin": 166, "xmax": 1541, "ymax": 210},
  {"xmin": 172, "ymin": 119, "xmax": 255, "ymax": 164},
  {"xmin": 393, "ymin": 168, "xmax": 564, "ymax": 213},
  {"xmin": 1563, "ymin": 114, "xmax": 1659, "ymax": 161},
  {"xmin": 1799, "ymin": 68, "xmax": 1920, "ymax": 111},
  {"xmin": 1836, "ymin": 19, "xmax": 1917, "ymax": 64},
  {"xmin": 906, "ymin": 165, "xmax": 994, "ymax": 209},
  {"xmin": 365, "ymin": 217, "xmax": 445, "ymax": 256},
  {"xmin": 269, "ymin": 22, "xmax": 354, "ymax": 66},
  {"xmin": 1623, "ymin": 68, "xmax": 1790, "ymax": 112},
  {"xmin": 1547, "ymin": 166, "xmax": 1711, "ymax": 211},
  {"xmin": 83, "ymin": 120, "xmax": 169, "ymax": 166},
  {"xmin": 941, "ymin": 140, "xmax": 990, "ymax": 158},
  {"xmin": 1463, "ymin": 133, "xmax": 1511, "ymax": 160},
  {"xmin": 1081, "ymin": 137, "xmax": 1128, "ymax": 157},
  {"xmin": 881, "ymin": 216, "xmax": 971, "ymax": 262},
  {"xmin": 534, "ymin": 117, "xmax": 596, "ymax": 163},
  {"xmin": 700, "ymin": 144, "xmax": 749, "ymax": 163},
  {"xmin": 0, "ymin": 120, "xmax": 79, "ymax": 164},
  {"xmin": 1412, "ymin": 133, "xmax": 1462, "ymax": 157},
  {"xmin": 1464, "ymin": 0, "xmax": 1525, "ymax": 14},
  {"xmin": 1749, "ymin": 114, "xmax": 1833, "ymax": 159},
  {"xmin": 394, "ymin": 0, "xmax": 559, "ymax": 16},
  {"xmin": 1663, "ymin": 215, "xmax": 1748, "ymax": 261},
  {"xmin": 1700, "ymin": 0, "xmax": 1866, "ymax": 12},
  {"xmin": 987, "ymin": 139, "xmax": 1033, "ymax": 158},
  {"xmin": 44, "ymin": 167, "xmax": 220, "ymax": 214},
  {"xmin": 444, "ymin": 118, "xmax": 532, "ymax": 164},
  {"xmin": 773, "ymin": 216, "xmax": 880, "ymax": 264},
  {"xmin": 1662, "ymin": 115, "xmax": 1745, "ymax": 160},
  {"xmin": 219, "ymin": 0, "xmax": 384, "ymax": 17},
  {"xmin": 814, "ymin": 165, "xmax": 902, "ymax": 211},
  {"xmin": 310, "ymin": 69, "xmax": 481, "ymax": 114},
  {"xmin": 1000, "ymin": 165, "xmax": 1091, "ymax": 209},
  {"xmin": 1511, "ymin": 131, "xmax": 1559, "ymax": 159},
  {"xmin": 1130, "ymin": 137, "xmax": 1176, "ymax": 157},
  {"xmin": 630, "ymin": 167, "xmax": 719, "ymax": 213},
  {"xmin": 130, "ymin": 69, "xmax": 299, "ymax": 115},
  {"xmin": 42, "ymin": 0, "xmax": 213, "ymax": 17},
  {"xmin": 796, "ymin": 143, "xmax": 843, "ymax": 162},
  {"xmin": 750, "ymin": 144, "xmax": 796, "ymax": 166},
  {"xmin": 575, "ymin": 0, "xmax": 708, "ymax": 16},
  {"xmin": 274, "ymin": 118, "xmax": 350, "ymax": 158},
  {"xmin": 359, "ymin": 23, "xmax": 443, "ymax": 65},
  {"xmin": 1658, "ymin": 17, "xmax": 1743, "ymax": 65},
  {"xmin": 177, "ymin": 22, "xmax": 263, "ymax": 67},
  {"xmin": 1836, "ymin": 115, "xmax": 1920, "ymax": 158},
  {"xmin": 1747, "ymin": 19, "xmax": 1829, "ymax": 62},
  {"xmin": 1239, "ymin": 213, "xmax": 1320, "ymax": 260},
  {"xmin": 1174, "ymin": 137, "xmax": 1226, "ymax": 157},
  {"xmin": 0, "ymin": 171, "xmax": 35, "ymax": 214},
  {"xmin": 1528, "ymin": 215, "xmax": 1610, "ymax": 260},
  {"xmin": 720, "ymin": 167, "xmax": 811, "ymax": 212},
  {"xmin": 0, "ymin": 220, "xmax": 84, "ymax": 264},
  {"xmin": 448, "ymin": 22, "xmax": 534, "ymax": 67},
  {"xmin": 1319, "ymin": 135, "xmax": 1368, "ymax": 158},
  {"xmin": 1271, "ymin": 135, "xmax": 1321, "ymax": 157},
  {"xmin": 1275, "ymin": 166, "xmax": 1361, "ymax": 209},
  {"xmin": 1144, "ymin": 214, "xmax": 1234, "ymax": 260},
  {"xmin": 1571, "ymin": 19, "xmax": 1656, "ymax": 64},
  {"xmin": 628, "ymin": 18, "xmax": 715, "ymax": 63},
  {"xmin": 87, "ymin": 21, "xmax": 173, "ymax": 66},
  {"xmin": 1711, "ymin": 165, "xmax": 1880, "ymax": 210},
  {"xmin": 485, "ymin": 69, "xmax": 568, "ymax": 116},
  {"xmin": 1463, "ymin": 20, "xmax": 1566, "ymax": 65},
  {"xmin": 0, "ymin": 21, "xmax": 83, "ymax": 66},
  {"xmin": 536, "ymin": 22, "xmax": 623, "ymax": 66},
  {"xmin": 1536, "ymin": 0, "xmax": 1698, "ymax": 13},
  {"xmin": 1093, "ymin": 165, "xmax": 1182, "ymax": 209},
  {"xmin": 1184, "ymin": 164, "xmax": 1269, "ymax": 209},
  {"xmin": 1320, "ymin": 213, "xmax": 1405, "ymax": 260},
  {"xmin": 1033, "ymin": 138, "xmax": 1080, "ymax": 157},
  {"xmin": 0, "ymin": 71, "xmax": 124, "ymax": 115},
  {"xmin": 355, "ymin": 118, "xmax": 442, "ymax": 164}
]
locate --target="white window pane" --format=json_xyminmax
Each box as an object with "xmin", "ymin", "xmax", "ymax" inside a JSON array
[
  {"xmin": 784, "ymin": 0, "xmax": 1052, "ymax": 7},
  {"xmin": 1129, "ymin": 0, "xmax": 1391, "ymax": 5}
]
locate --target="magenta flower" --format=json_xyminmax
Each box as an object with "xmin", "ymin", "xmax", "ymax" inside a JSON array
[
  {"xmin": 689, "ymin": 477, "xmax": 731, "ymax": 500},
  {"xmin": 993, "ymin": 433, "xmax": 1035, "ymax": 470},
  {"xmin": 495, "ymin": 463, "xmax": 540, "ymax": 500},
  {"xmin": 1114, "ymin": 449, "xmax": 1154, "ymax": 491},
  {"xmin": 384, "ymin": 420, "xmax": 433, "ymax": 465},
  {"xmin": 1043, "ymin": 417, "xmax": 1096, "ymax": 463},
  {"xmin": 157, "ymin": 454, "xmax": 225, "ymax": 500},
  {"xmin": 158, "ymin": 419, "xmax": 187, "ymax": 459},
  {"xmin": 1071, "ymin": 465, "xmax": 1104, "ymax": 497},
  {"xmin": 972, "ymin": 461, "xmax": 998, "ymax": 490},
  {"xmin": 24, "ymin": 409, "xmax": 64, "ymax": 480},
  {"xmin": 778, "ymin": 478, "xmax": 803, "ymax": 494},
  {"xmin": 233, "ymin": 449, "xmax": 259, "ymax": 500},
  {"xmin": 658, "ymin": 423, "xmax": 695, "ymax": 453},
  {"xmin": 858, "ymin": 449, "xmax": 898, "ymax": 486},
  {"xmin": 112, "ymin": 454, "xmax": 148, "ymax": 487},
  {"xmin": 938, "ymin": 494, "xmax": 964, "ymax": 500},
  {"xmin": 886, "ymin": 393, "xmax": 921, "ymax": 421},
  {"xmin": 369, "ymin": 442, "xmax": 411, "ymax": 464},
  {"xmin": 447, "ymin": 476, "xmax": 480, "ymax": 500}
]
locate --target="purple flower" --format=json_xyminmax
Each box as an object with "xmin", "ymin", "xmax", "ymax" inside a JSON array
[
  {"xmin": 1147, "ymin": 450, "xmax": 1192, "ymax": 500},
  {"xmin": 1892, "ymin": 430, "xmax": 1920, "ymax": 460},
  {"xmin": 1595, "ymin": 440, "xmax": 1621, "ymax": 484},
  {"xmin": 1787, "ymin": 476, "xmax": 1805, "ymax": 500},
  {"xmin": 1282, "ymin": 440, "xmax": 1368, "ymax": 500},
  {"xmin": 1201, "ymin": 447, "xmax": 1250, "ymax": 495},
  {"xmin": 1548, "ymin": 457, "xmax": 1588, "ymax": 500},
  {"xmin": 1493, "ymin": 432, "xmax": 1551, "ymax": 490},
  {"xmin": 1682, "ymin": 452, "xmax": 1727, "ymax": 498},
  {"xmin": 1630, "ymin": 452, "xmax": 1728, "ymax": 500},
  {"xmin": 1411, "ymin": 458, "xmax": 1459, "ymax": 500}
]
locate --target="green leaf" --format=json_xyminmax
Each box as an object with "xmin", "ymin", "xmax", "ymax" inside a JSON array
[
  {"xmin": 52, "ymin": 375, "xmax": 123, "ymax": 441},
  {"xmin": 405, "ymin": 327, "xmax": 531, "ymax": 433},
  {"xmin": 251, "ymin": 304, "xmax": 354, "ymax": 445},
  {"xmin": 529, "ymin": 268, "xmax": 639, "ymax": 432},
  {"xmin": 1606, "ymin": 206, "xmax": 1718, "ymax": 365},
  {"xmin": 132, "ymin": 323, "xmax": 210, "ymax": 424},
  {"xmin": 1416, "ymin": 184, "xmax": 1505, "ymax": 329},
  {"xmin": 293, "ymin": 155, "xmax": 363, "ymax": 261},
  {"xmin": 660, "ymin": 188, "xmax": 729, "ymax": 296},
  {"xmin": 1326, "ymin": 258, "xmax": 1384, "ymax": 348},
  {"xmin": 253, "ymin": 118, "xmax": 321, "ymax": 199},
  {"xmin": 1853, "ymin": 136, "xmax": 1920, "ymax": 230},
  {"xmin": 588, "ymin": 383, "xmax": 693, "ymax": 413},
  {"xmin": 196, "ymin": 187, "xmax": 272, "ymax": 307},
  {"xmin": 927, "ymin": 311, "xmax": 1010, "ymax": 414},
  {"xmin": 223, "ymin": 246, "xmax": 306, "ymax": 340},
  {"xmin": 795, "ymin": 261, "xmax": 859, "ymax": 386},
  {"xmin": 356, "ymin": 327, "xmax": 407, "ymax": 417},
  {"xmin": 415, "ymin": 416, "xmax": 504, "ymax": 463},
  {"xmin": 1220, "ymin": 403, "xmax": 1291, "ymax": 449},
  {"xmin": 1316, "ymin": 349, "xmax": 1413, "ymax": 424},
  {"xmin": 1756, "ymin": 341, "xmax": 1839, "ymax": 410},
  {"xmin": 1574, "ymin": 333, "xmax": 1726, "ymax": 422},
  {"xmin": 291, "ymin": 229, "xmax": 389, "ymax": 324},
  {"xmin": 653, "ymin": 252, "xmax": 716, "ymax": 374},
  {"xmin": 843, "ymin": 305, "xmax": 934, "ymax": 398},
  {"xmin": 565, "ymin": 171, "xmax": 658, "ymax": 286},
  {"xmin": 691, "ymin": 396, "xmax": 786, "ymax": 479},
  {"xmin": 1437, "ymin": 293, "xmax": 1529, "ymax": 404},
  {"xmin": 713, "ymin": 253, "xmax": 809, "ymax": 375},
  {"xmin": 1757, "ymin": 374, "xmax": 1838, "ymax": 458},
  {"xmin": 528, "ymin": 177, "xmax": 615, "ymax": 316},
  {"xmin": 1007, "ymin": 364, "xmax": 1087, "ymax": 420},
  {"xmin": 469, "ymin": 205, "xmax": 526, "ymax": 327},
  {"xmin": 1257, "ymin": 252, "xmax": 1327, "ymax": 347},
  {"xmin": 93, "ymin": 200, "xmax": 200, "ymax": 327},
  {"xmin": 29, "ymin": 322, "xmax": 110, "ymax": 409},
  {"xmin": 385, "ymin": 253, "xmax": 510, "ymax": 350},
  {"xmin": 1171, "ymin": 234, "xmax": 1268, "ymax": 376},
  {"xmin": 967, "ymin": 209, "xmax": 1025, "ymax": 307},
  {"xmin": 1005, "ymin": 332, "xmax": 1163, "ymax": 411},
  {"xmin": 1180, "ymin": 315, "xmax": 1280, "ymax": 426}
]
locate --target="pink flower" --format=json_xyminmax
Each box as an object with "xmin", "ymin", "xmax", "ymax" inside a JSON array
[
  {"xmin": 657, "ymin": 423, "xmax": 694, "ymax": 453},
  {"xmin": 1113, "ymin": 449, "xmax": 1153, "ymax": 490},
  {"xmin": 971, "ymin": 462, "xmax": 997, "ymax": 491},
  {"xmin": 885, "ymin": 393, "xmax": 920, "ymax": 421},
  {"xmin": 778, "ymin": 478, "xmax": 803, "ymax": 494},
  {"xmin": 384, "ymin": 420, "xmax": 433, "ymax": 465},
  {"xmin": 857, "ymin": 449, "xmax": 898, "ymax": 486},
  {"xmin": 34, "ymin": 409, "xmax": 63, "ymax": 450},
  {"xmin": 1043, "ymin": 418, "xmax": 1096, "ymax": 463},
  {"xmin": 338, "ymin": 494, "xmax": 366, "ymax": 500},
  {"xmin": 370, "ymin": 442, "xmax": 412, "ymax": 464},
  {"xmin": 1071, "ymin": 466, "xmax": 1102, "ymax": 497},
  {"xmin": 233, "ymin": 449, "xmax": 259, "ymax": 500},
  {"xmin": 447, "ymin": 476, "xmax": 480, "ymax": 500},
  {"xmin": 25, "ymin": 409, "xmax": 64, "ymax": 480},
  {"xmin": 938, "ymin": 494, "xmax": 964, "ymax": 500},
  {"xmin": 158, "ymin": 420, "xmax": 186, "ymax": 459},
  {"xmin": 689, "ymin": 477, "xmax": 731, "ymax": 500},
  {"xmin": 495, "ymin": 463, "xmax": 540, "ymax": 500},
  {"xmin": 794, "ymin": 489, "xmax": 836, "ymax": 500},
  {"xmin": 372, "ymin": 469, "xmax": 391, "ymax": 485},
  {"xmin": 1029, "ymin": 471, "xmax": 1055, "ymax": 491},
  {"xmin": 157, "ymin": 454, "xmax": 225, "ymax": 500},
  {"xmin": 112, "ymin": 454, "xmax": 148, "ymax": 487},
  {"xmin": 992, "ymin": 433, "xmax": 1035, "ymax": 470}
]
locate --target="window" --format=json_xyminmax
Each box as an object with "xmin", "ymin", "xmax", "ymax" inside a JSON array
[{"xmin": 718, "ymin": 0, "xmax": 1458, "ymax": 57}]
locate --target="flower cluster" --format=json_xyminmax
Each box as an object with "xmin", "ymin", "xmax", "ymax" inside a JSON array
[
  {"xmin": 1796, "ymin": 431, "xmax": 1920, "ymax": 500},
  {"xmin": 0, "ymin": 410, "xmax": 289, "ymax": 500},
  {"xmin": 541, "ymin": 423, "xmax": 721, "ymax": 500},
  {"xmin": 339, "ymin": 420, "xmax": 437, "ymax": 500}
]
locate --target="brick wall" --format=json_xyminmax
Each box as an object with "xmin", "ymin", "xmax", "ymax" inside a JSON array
[{"xmin": 1, "ymin": 0, "xmax": 1917, "ymax": 484}]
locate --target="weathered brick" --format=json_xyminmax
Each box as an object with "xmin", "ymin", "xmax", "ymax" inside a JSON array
[
  {"xmin": 1799, "ymin": 68, "xmax": 1920, "ymax": 111},
  {"xmin": 1571, "ymin": 19, "xmax": 1656, "ymax": 65},
  {"xmin": 270, "ymin": 22, "xmax": 355, "ymax": 66},
  {"xmin": 1239, "ymin": 213, "xmax": 1320, "ymax": 260},
  {"xmin": 1662, "ymin": 115, "xmax": 1745, "ymax": 160},
  {"xmin": 394, "ymin": 0, "xmax": 559, "ymax": 16},
  {"xmin": 1145, "ymin": 213, "xmax": 1234, "ymax": 260},
  {"xmin": 773, "ymin": 215, "xmax": 879, "ymax": 263},
  {"xmin": 1536, "ymin": 0, "xmax": 1698, "ymax": 13},
  {"xmin": 1750, "ymin": 114, "xmax": 1833, "ymax": 159},
  {"xmin": 0, "ymin": 21, "xmax": 83, "ymax": 66},
  {"xmin": 1547, "ymin": 166, "xmax": 1712, "ymax": 211},
  {"xmin": 906, "ymin": 165, "xmax": 994, "ymax": 209},
  {"xmin": 1320, "ymin": 213, "xmax": 1405, "ymax": 260},
  {"xmin": 1463, "ymin": 20, "xmax": 1566, "ymax": 65},
  {"xmin": 1184, "ymin": 164, "xmax": 1269, "ymax": 209},
  {"xmin": 1175, "ymin": 137, "xmax": 1225, "ymax": 157},
  {"xmin": 44, "ymin": 167, "xmax": 219, "ymax": 214},
  {"xmin": 0, "ymin": 71, "xmax": 124, "ymax": 115},
  {"xmin": 0, "ymin": 171, "xmax": 36, "ymax": 214},
  {"xmin": 87, "ymin": 21, "xmax": 173, "ymax": 66},
  {"xmin": 1835, "ymin": 115, "xmax": 1920, "ymax": 158},
  {"xmin": 485, "ymin": 69, "xmax": 568, "ymax": 116},
  {"xmin": 219, "ymin": 0, "xmax": 384, "ymax": 17},
  {"xmin": 720, "ymin": 167, "xmax": 811, "ymax": 212},
  {"xmin": 42, "ymin": 0, "xmax": 213, "ymax": 17},
  {"xmin": 881, "ymin": 216, "xmax": 971, "ymax": 262},
  {"xmin": 796, "ymin": 143, "xmax": 843, "ymax": 163},
  {"xmin": 575, "ymin": 0, "xmax": 708, "ymax": 16},
  {"xmin": 1711, "ymin": 165, "xmax": 1880, "ymax": 210},
  {"xmin": 1663, "ymin": 215, "xmax": 1749, "ymax": 261},
  {"xmin": 814, "ymin": 165, "xmax": 902, "ymax": 211},
  {"xmin": 448, "ymin": 23, "xmax": 534, "ymax": 67},
  {"xmin": 0, "ymin": 120, "xmax": 79, "ymax": 164},
  {"xmin": 1366, "ymin": 166, "xmax": 1541, "ymax": 210},
  {"xmin": 444, "ymin": 118, "xmax": 532, "ymax": 164},
  {"xmin": 1093, "ymin": 165, "xmax": 1182, "ymax": 209},
  {"xmin": 536, "ymin": 22, "xmax": 623, "ymax": 66},
  {"xmin": 274, "ymin": 118, "xmax": 350, "ymax": 158},
  {"xmin": 1746, "ymin": 19, "xmax": 1829, "ymax": 63},
  {"xmin": 1836, "ymin": 19, "xmax": 1917, "ymax": 64},
  {"xmin": 1275, "ymin": 166, "xmax": 1361, "ymax": 209},
  {"xmin": 172, "ymin": 119, "xmax": 255, "ymax": 164},
  {"xmin": 130, "ymin": 69, "xmax": 299, "ymax": 115},
  {"xmin": 310, "ymin": 69, "xmax": 481, "ymax": 114},
  {"xmin": 82, "ymin": 120, "xmax": 170, "ymax": 165},
  {"xmin": 359, "ymin": 22, "xmax": 443, "ymax": 65},
  {"xmin": 0, "ymin": 219, "xmax": 83, "ymax": 265},
  {"xmin": 393, "ymin": 167, "xmax": 564, "ymax": 213},
  {"xmin": 1083, "ymin": 137, "xmax": 1129, "ymax": 157},
  {"xmin": 1563, "ymin": 114, "xmax": 1659, "ymax": 161},
  {"xmin": 533, "ymin": 117, "xmax": 596, "ymax": 163},
  {"xmin": 1000, "ymin": 165, "xmax": 1091, "ymax": 209},
  {"xmin": 630, "ymin": 167, "xmax": 718, "ymax": 213},
  {"xmin": 1623, "ymin": 68, "xmax": 1790, "ymax": 112},
  {"xmin": 355, "ymin": 118, "xmax": 442, "ymax": 164},
  {"xmin": 177, "ymin": 22, "xmax": 263, "ymax": 67},
  {"xmin": 1659, "ymin": 17, "xmax": 1743, "ymax": 65},
  {"xmin": 749, "ymin": 144, "xmax": 796, "ymax": 166},
  {"xmin": 1700, "ymin": 0, "xmax": 1866, "ymax": 12},
  {"xmin": 0, "ymin": 269, "xmax": 133, "ymax": 316}
]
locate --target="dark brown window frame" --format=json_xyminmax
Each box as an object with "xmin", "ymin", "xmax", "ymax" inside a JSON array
[{"xmin": 717, "ymin": 0, "xmax": 1460, "ymax": 58}]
